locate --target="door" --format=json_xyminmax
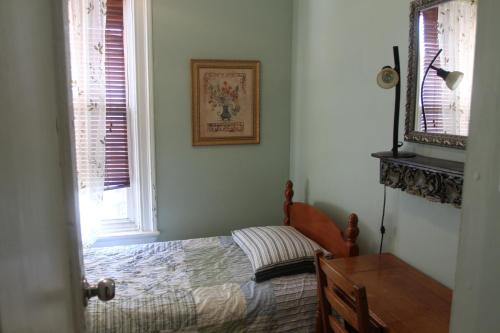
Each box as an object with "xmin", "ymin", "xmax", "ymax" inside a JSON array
[
  {"xmin": 0, "ymin": 0, "xmax": 85, "ymax": 332},
  {"xmin": 0, "ymin": 0, "xmax": 114, "ymax": 331}
]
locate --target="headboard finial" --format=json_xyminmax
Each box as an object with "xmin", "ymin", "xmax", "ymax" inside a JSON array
[
  {"xmin": 346, "ymin": 213, "xmax": 360, "ymax": 256},
  {"xmin": 283, "ymin": 180, "xmax": 294, "ymax": 225}
]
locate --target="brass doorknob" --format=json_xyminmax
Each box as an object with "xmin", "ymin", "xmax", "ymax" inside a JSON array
[{"xmin": 82, "ymin": 278, "xmax": 115, "ymax": 306}]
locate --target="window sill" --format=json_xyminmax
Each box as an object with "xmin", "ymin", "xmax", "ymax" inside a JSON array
[{"xmin": 92, "ymin": 231, "xmax": 159, "ymax": 247}]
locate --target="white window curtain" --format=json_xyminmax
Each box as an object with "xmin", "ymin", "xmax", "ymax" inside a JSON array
[
  {"xmin": 437, "ymin": 0, "xmax": 477, "ymax": 136},
  {"xmin": 68, "ymin": 0, "xmax": 108, "ymax": 246}
]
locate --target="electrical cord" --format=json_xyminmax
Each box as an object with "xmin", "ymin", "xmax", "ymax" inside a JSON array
[{"xmin": 379, "ymin": 185, "xmax": 387, "ymax": 254}]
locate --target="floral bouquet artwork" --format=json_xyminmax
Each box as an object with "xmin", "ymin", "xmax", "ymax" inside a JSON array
[
  {"xmin": 208, "ymin": 81, "xmax": 241, "ymax": 122},
  {"xmin": 191, "ymin": 60, "xmax": 260, "ymax": 146}
]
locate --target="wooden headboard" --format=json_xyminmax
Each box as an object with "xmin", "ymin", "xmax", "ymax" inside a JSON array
[{"xmin": 283, "ymin": 180, "xmax": 359, "ymax": 258}]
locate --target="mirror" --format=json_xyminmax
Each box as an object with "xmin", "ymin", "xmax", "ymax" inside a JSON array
[{"xmin": 405, "ymin": 0, "xmax": 478, "ymax": 149}]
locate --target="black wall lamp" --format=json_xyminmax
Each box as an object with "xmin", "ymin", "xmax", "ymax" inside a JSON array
[
  {"xmin": 376, "ymin": 46, "xmax": 415, "ymax": 158},
  {"xmin": 420, "ymin": 48, "xmax": 464, "ymax": 132}
]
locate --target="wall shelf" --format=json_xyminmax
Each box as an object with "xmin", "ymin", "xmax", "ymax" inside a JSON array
[{"xmin": 372, "ymin": 152, "xmax": 464, "ymax": 208}]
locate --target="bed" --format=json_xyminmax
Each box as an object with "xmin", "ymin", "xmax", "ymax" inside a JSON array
[{"xmin": 84, "ymin": 180, "xmax": 359, "ymax": 332}]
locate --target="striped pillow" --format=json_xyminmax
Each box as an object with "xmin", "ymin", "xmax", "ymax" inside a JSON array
[{"xmin": 232, "ymin": 226, "xmax": 323, "ymax": 282}]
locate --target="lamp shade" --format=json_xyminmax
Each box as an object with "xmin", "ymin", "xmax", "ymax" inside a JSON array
[
  {"xmin": 435, "ymin": 68, "xmax": 464, "ymax": 90},
  {"xmin": 377, "ymin": 67, "xmax": 399, "ymax": 89},
  {"xmin": 445, "ymin": 71, "xmax": 464, "ymax": 90}
]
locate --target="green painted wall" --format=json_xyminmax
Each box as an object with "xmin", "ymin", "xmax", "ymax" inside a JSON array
[
  {"xmin": 152, "ymin": 0, "xmax": 293, "ymax": 240},
  {"xmin": 151, "ymin": 0, "xmax": 463, "ymax": 287},
  {"xmin": 290, "ymin": 0, "xmax": 463, "ymax": 287}
]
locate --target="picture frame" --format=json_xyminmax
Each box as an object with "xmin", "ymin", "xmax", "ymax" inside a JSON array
[{"xmin": 191, "ymin": 59, "xmax": 260, "ymax": 146}]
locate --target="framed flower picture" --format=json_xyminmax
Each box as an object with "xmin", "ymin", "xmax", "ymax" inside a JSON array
[{"xmin": 191, "ymin": 59, "xmax": 260, "ymax": 146}]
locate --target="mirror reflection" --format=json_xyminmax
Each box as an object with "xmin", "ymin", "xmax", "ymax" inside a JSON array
[{"xmin": 416, "ymin": 0, "xmax": 477, "ymax": 136}]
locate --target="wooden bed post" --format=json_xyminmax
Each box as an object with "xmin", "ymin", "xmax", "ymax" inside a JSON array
[
  {"xmin": 283, "ymin": 180, "xmax": 294, "ymax": 226},
  {"xmin": 282, "ymin": 180, "xmax": 360, "ymax": 332},
  {"xmin": 346, "ymin": 213, "xmax": 360, "ymax": 256}
]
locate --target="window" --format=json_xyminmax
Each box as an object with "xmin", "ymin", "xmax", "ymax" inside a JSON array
[
  {"xmin": 68, "ymin": 0, "xmax": 156, "ymax": 245},
  {"xmin": 104, "ymin": 0, "xmax": 130, "ymax": 192},
  {"xmin": 419, "ymin": 7, "xmax": 447, "ymax": 133},
  {"xmin": 418, "ymin": 2, "xmax": 476, "ymax": 136}
]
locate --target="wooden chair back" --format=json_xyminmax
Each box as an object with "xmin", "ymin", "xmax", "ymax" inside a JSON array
[{"xmin": 315, "ymin": 251, "xmax": 384, "ymax": 333}]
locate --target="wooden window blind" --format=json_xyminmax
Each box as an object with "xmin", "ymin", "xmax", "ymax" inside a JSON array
[
  {"xmin": 104, "ymin": 0, "xmax": 130, "ymax": 190},
  {"xmin": 421, "ymin": 7, "xmax": 450, "ymax": 133}
]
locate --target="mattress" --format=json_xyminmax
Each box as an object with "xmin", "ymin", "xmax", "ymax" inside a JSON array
[{"xmin": 84, "ymin": 236, "xmax": 317, "ymax": 332}]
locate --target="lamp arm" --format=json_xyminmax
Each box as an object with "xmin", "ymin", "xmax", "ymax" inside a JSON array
[
  {"xmin": 420, "ymin": 48, "xmax": 442, "ymax": 132},
  {"xmin": 392, "ymin": 46, "xmax": 401, "ymax": 156}
]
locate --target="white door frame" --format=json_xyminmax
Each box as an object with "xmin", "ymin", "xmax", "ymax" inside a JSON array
[{"xmin": 450, "ymin": 0, "xmax": 500, "ymax": 331}]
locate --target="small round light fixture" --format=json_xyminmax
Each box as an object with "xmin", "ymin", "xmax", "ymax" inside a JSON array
[{"xmin": 377, "ymin": 66, "xmax": 400, "ymax": 89}]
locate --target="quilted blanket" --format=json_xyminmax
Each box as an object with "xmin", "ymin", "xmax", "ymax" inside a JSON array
[{"xmin": 84, "ymin": 236, "xmax": 317, "ymax": 332}]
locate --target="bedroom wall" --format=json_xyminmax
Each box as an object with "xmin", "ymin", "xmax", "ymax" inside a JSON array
[
  {"xmin": 290, "ymin": 0, "xmax": 463, "ymax": 287},
  {"xmin": 151, "ymin": 0, "xmax": 293, "ymax": 240}
]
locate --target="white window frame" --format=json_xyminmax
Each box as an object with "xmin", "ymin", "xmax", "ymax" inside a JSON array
[{"xmin": 94, "ymin": 0, "xmax": 157, "ymax": 246}]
